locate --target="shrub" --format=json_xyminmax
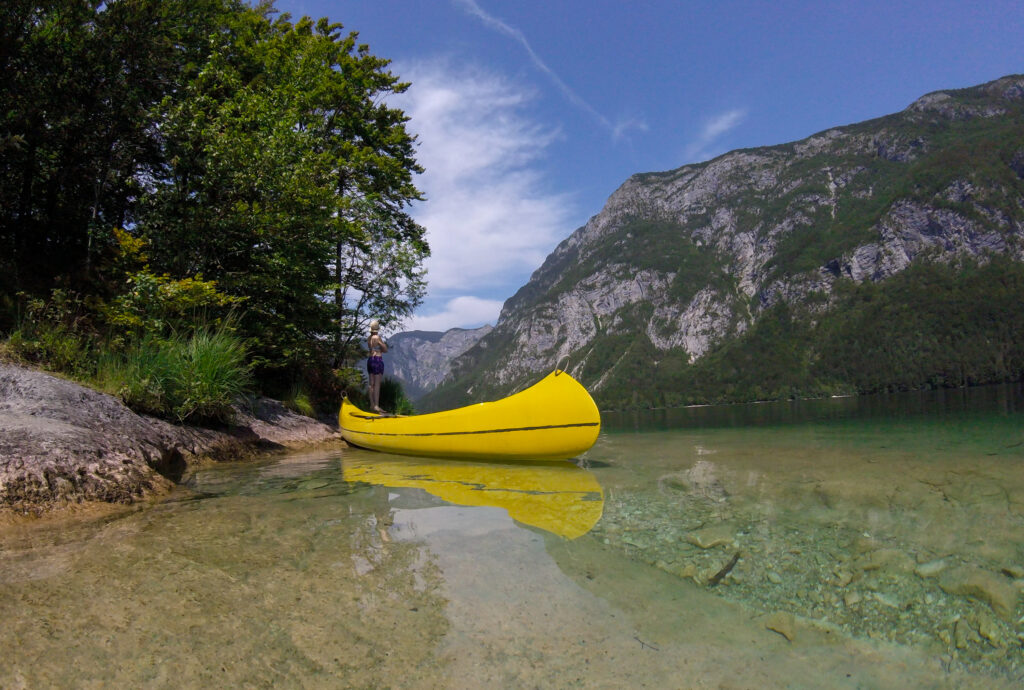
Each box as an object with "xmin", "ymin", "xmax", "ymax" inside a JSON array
[
  {"xmin": 5, "ymin": 290, "xmax": 95, "ymax": 378},
  {"xmin": 102, "ymin": 269, "xmax": 244, "ymax": 339},
  {"xmin": 335, "ymin": 366, "xmax": 370, "ymax": 409},
  {"xmin": 283, "ymin": 384, "xmax": 316, "ymax": 418},
  {"xmin": 380, "ymin": 377, "xmax": 414, "ymax": 415},
  {"xmin": 172, "ymin": 329, "xmax": 252, "ymax": 423}
]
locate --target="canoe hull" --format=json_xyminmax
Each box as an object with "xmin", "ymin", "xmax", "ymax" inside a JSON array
[{"xmin": 338, "ymin": 370, "xmax": 600, "ymax": 461}]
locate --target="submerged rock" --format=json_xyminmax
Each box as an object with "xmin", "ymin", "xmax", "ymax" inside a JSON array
[
  {"xmin": 938, "ymin": 567, "xmax": 1019, "ymax": 621},
  {"xmin": 954, "ymin": 618, "xmax": 976, "ymax": 649},
  {"xmin": 686, "ymin": 523, "xmax": 735, "ymax": 549},
  {"xmin": 1001, "ymin": 564, "xmax": 1024, "ymax": 579},
  {"xmin": 914, "ymin": 558, "xmax": 950, "ymax": 579},
  {"xmin": 857, "ymin": 548, "xmax": 915, "ymax": 573},
  {"xmin": 974, "ymin": 611, "xmax": 1006, "ymax": 648},
  {"xmin": 765, "ymin": 611, "xmax": 796, "ymax": 641}
]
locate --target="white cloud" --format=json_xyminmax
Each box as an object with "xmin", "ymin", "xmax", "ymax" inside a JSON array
[
  {"xmin": 393, "ymin": 60, "xmax": 575, "ymax": 296},
  {"xmin": 685, "ymin": 108, "xmax": 747, "ymax": 162},
  {"xmin": 404, "ymin": 296, "xmax": 503, "ymax": 332}
]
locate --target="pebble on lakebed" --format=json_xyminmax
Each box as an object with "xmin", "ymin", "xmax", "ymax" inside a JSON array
[
  {"xmin": 764, "ymin": 611, "xmax": 796, "ymax": 641},
  {"xmin": 685, "ymin": 524, "xmax": 736, "ymax": 549}
]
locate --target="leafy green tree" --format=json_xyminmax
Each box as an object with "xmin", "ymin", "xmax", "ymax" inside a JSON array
[
  {"xmin": 140, "ymin": 6, "xmax": 427, "ymax": 382},
  {"xmin": 334, "ymin": 202, "xmax": 427, "ymax": 361},
  {"xmin": 0, "ymin": 0, "xmax": 233, "ymax": 314}
]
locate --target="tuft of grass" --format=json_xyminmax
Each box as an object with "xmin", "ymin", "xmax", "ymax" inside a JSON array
[
  {"xmin": 283, "ymin": 384, "xmax": 316, "ymax": 418},
  {"xmin": 97, "ymin": 328, "xmax": 252, "ymax": 424},
  {"xmin": 380, "ymin": 377, "xmax": 415, "ymax": 415}
]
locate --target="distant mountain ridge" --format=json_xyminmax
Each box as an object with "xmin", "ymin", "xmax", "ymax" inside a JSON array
[
  {"xmin": 421, "ymin": 75, "xmax": 1024, "ymax": 411},
  {"xmin": 385, "ymin": 326, "xmax": 492, "ymax": 400}
]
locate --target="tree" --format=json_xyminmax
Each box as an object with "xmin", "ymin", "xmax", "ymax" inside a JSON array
[
  {"xmin": 0, "ymin": 0, "xmax": 233, "ymax": 312},
  {"xmin": 334, "ymin": 201, "xmax": 427, "ymax": 363},
  {"xmin": 140, "ymin": 6, "xmax": 427, "ymax": 381}
]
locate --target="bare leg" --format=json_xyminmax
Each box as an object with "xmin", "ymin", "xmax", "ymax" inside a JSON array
[{"xmin": 369, "ymin": 373, "xmax": 383, "ymax": 412}]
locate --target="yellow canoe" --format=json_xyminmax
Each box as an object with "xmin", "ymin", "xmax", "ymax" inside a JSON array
[
  {"xmin": 342, "ymin": 455, "xmax": 604, "ymax": 539},
  {"xmin": 338, "ymin": 370, "xmax": 601, "ymax": 461}
]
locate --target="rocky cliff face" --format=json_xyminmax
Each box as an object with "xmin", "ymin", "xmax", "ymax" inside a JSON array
[
  {"xmin": 424, "ymin": 75, "xmax": 1024, "ymax": 409},
  {"xmin": 386, "ymin": 325, "xmax": 492, "ymax": 399}
]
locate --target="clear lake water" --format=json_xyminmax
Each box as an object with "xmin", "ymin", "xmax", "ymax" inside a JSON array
[{"xmin": 2, "ymin": 384, "xmax": 1023, "ymax": 688}]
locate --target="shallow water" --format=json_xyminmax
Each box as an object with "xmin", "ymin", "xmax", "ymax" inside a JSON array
[{"xmin": 2, "ymin": 385, "xmax": 1023, "ymax": 687}]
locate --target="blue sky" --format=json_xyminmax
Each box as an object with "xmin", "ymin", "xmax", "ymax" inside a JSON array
[{"xmin": 276, "ymin": 0, "xmax": 1023, "ymax": 333}]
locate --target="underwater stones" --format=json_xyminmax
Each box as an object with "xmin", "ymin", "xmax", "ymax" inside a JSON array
[
  {"xmin": 974, "ymin": 611, "xmax": 1006, "ymax": 648},
  {"xmin": 914, "ymin": 558, "xmax": 950, "ymax": 579},
  {"xmin": 658, "ymin": 474, "xmax": 690, "ymax": 492},
  {"xmin": 766, "ymin": 570, "xmax": 783, "ymax": 585},
  {"xmin": 852, "ymin": 535, "xmax": 881, "ymax": 553},
  {"xmin": 764, "ymin": 611, "xmax": 796, "ymax": 641},
  {"xmin": 938, "ymin": 567, "xmax": 1019, "ymax": 621},
  {"xmin": 843, "ymin": 591, "xmax": 862, "ymax": 607},
  {"xmin": 678, "ymin": 563, "xmax": 699, "ymax": 583},
  {"xmin": 686, "ymin": 524, "xmax": 735, "ymax": 549}
]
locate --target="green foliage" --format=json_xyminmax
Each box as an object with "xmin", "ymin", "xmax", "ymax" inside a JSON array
[
  {"xmin": 97, "ymin": 328, "xmax": 252, "ymax": 424},
  {"xmin": 103, "ymin": 270, "xmax": 244, "ymax": 339},
  {"xmin": 813, "ymin": 258, "xmax": 1024, "ymax": 392},
  {"xmin": 283, "ymin": 385, "xmax": 316, "ymax": 418},
  {"xmin": 140, "ymin": 7, "xmax": 428, "ymax": 376},
  {"xmin": 1, "ymin": 0, "xmax": 429, "ymax": 414},
  {"xmin": 334, "ymin": 366, "xmax": 370, "ymax": 410},
  {"xmin": 5, "ymin": 290, "xmax": 96, "ymax": 378},
  {"xmin": 380, "ymin": 377, "xmax": 414, "ymax": 415},
  {"xmin": 0, "ymin": 0, "xmax": 234, "ymax": 307}
]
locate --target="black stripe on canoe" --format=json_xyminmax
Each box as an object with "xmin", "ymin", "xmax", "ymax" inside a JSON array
[{"xmin": 341, "ymin": 421, "xmax": 599, "ymax": 438}]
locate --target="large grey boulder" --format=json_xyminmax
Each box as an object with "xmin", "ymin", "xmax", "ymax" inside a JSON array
[{"xmin": 0, "ymin": 363, "xmax": 342, "ymax": 514}]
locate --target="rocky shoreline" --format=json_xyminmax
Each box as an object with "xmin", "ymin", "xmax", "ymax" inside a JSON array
[{"xmin": 0, "ymin": 363, "xmax": 344, "ymax": 518}]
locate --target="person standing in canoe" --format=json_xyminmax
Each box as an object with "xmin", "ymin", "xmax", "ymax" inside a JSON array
[{"xmin": 367, "ymin": 319, "xmax": 388, "ymax": 413}]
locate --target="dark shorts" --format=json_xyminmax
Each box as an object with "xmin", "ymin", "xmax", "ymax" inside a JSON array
[{"xmin": 367, "ymin": 355, "xmax": 384, "ymax": 376}]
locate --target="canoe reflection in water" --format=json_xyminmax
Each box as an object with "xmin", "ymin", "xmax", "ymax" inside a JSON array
[{"xmin": 342, "ymin": 455, "xmax": 604, "ymax": 539}]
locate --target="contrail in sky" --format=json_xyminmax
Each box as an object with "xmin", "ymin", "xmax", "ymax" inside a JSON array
[
  {"xmin": 455, "ymin": 0, "xmax": 645, "ymax": 139},
  {"xmin": 686, "ymin": 108, "xmax": 747, "ymax": 162}
]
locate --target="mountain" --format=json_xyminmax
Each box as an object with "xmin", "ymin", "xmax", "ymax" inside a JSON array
[
  {"xmin": 421, "ymin": 75, "xmax": 1024, "ymax": 411},
  {"xmin": 385, "ymin": 326, "xmax": 492, "ymax": 400}
]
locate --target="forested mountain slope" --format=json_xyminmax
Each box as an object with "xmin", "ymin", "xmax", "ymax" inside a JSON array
[{"xmin": 423, "ymin": 75, "xmax": 1024, "ymax": 411}]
